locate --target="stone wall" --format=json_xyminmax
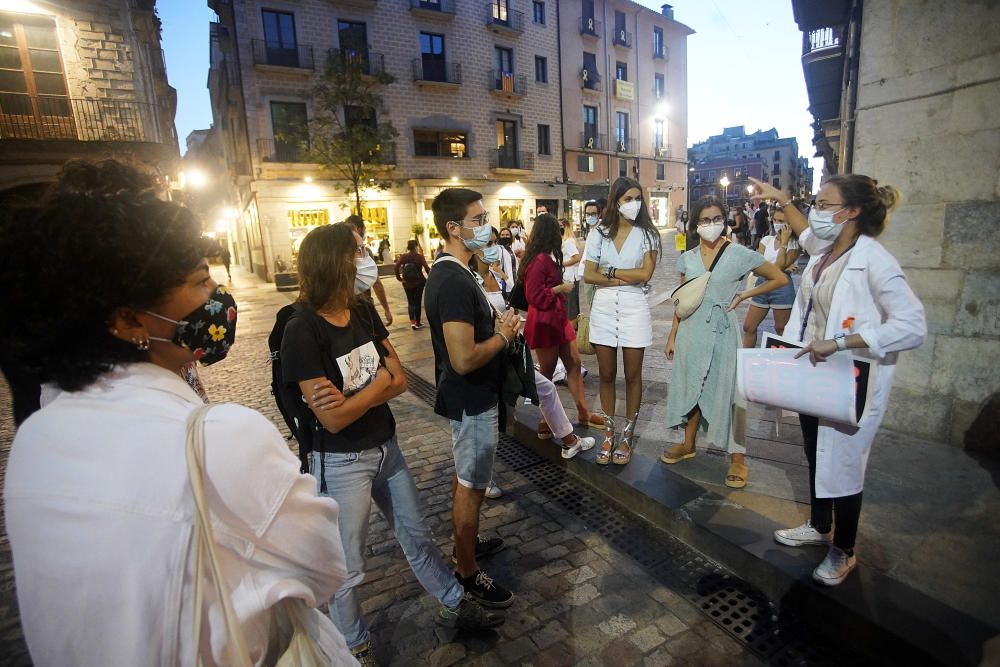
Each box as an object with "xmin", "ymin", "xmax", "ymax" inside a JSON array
[{"xmin": 852, "ymin": 0, "xmax": 1000, "ymax": 445}]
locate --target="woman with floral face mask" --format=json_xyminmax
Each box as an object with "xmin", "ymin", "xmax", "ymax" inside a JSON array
[
  {"xmin": 661, "ymin": 196, "xmax": 788, "ymax": 489},
  {"xmin": 582, "ymin": 177, "xmax": 661, "ymax": 465},
  {"xmin": 0, "ymin": 160, "xmax": 357, "ymax": 666},
  {"xmin": 748, "ymin": 175, "xmax": 925, "ymax": 587}
]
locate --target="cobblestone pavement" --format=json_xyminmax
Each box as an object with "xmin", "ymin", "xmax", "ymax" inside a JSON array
[{"xmin": 0, "ymin": 257, "xmax": 767, "ymax": 666}]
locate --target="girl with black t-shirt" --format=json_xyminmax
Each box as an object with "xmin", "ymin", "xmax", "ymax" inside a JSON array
[{"xmin": 281, "ymin": 224, "xmax": 503, "ymax": 662}]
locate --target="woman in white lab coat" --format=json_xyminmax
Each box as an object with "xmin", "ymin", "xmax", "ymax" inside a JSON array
[{"xmin": 748, "ymin": 175, "xmax": 926, "ymax": 587}]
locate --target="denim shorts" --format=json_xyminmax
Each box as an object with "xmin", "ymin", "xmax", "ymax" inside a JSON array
[
  {"xmin": 450, "ymin": 406, "xmax": 499, "ymax": 489},
  {"xmin": 750, "ymin": 273, "xmax": 796, "ymax": 310}
]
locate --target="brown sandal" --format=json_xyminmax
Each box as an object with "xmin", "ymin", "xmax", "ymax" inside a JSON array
[
  {"xmin": 660, "ymin": 443, "xmax": 696, "ymax": 464},
  {"xmin": 725, "ymin": 462, "xmax": 749, "ymax": 489}
]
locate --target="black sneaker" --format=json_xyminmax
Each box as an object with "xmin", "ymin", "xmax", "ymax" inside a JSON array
[
  {"xmin": 451, "ymin": 535, "xmax": 505, "ymax": 564},
  {"xmin": 437, "ymin": 596, "xmax": 506, "ymax": 630},
  {"xmin": 456, "ymin": 570, "xmax": 515, "ymax": 609}
]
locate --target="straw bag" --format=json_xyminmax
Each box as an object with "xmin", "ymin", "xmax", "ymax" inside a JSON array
[
  {"xmin": 186, "ymin": 405, "xmax": 330, "ymax": 667},
  {"xmin": 670, "ymin": 243, "xmax": 730, "ymax": 320}
]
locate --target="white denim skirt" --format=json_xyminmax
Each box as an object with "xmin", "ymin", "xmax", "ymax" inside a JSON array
[{"xmin": 589, "ymin": 288, "xmax": 653, "ymax": 349}]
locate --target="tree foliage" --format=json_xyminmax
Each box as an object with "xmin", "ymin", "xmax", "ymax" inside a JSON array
[{"xmin": 308, "ymin": 49, "xmax": 398, "ymax": 215}]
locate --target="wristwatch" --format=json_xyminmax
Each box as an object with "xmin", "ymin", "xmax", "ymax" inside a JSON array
[{"xmin": 833, "ymin": 332, "xmax": 848, "ymax": 351}]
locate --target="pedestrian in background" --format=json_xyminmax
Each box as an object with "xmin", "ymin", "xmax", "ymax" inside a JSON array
[
  {"xmin": 1, "ymin": 159, "xmax": 356, "ymax": 666},
  {"xmin": 521, "ymin": 213, "xmax": 604, "ymax": 439},
  {"xmin": 582, "ymin": 177, "xmax": 660, "ymax": 466},
  {"xmin": 425, "ymin": 188, "xmax": 520, "ymax": 611},
  {"xmin": 559, "ymin": 217, "xmax": 583, "ymax": 325},
  {"xmin": 742, "ymin": 205, "xmax": 801, "ymax": 347},
  {"xmin": 752, "ymin": 201, "xmax": 770, "ymax": 250},
  {"xmin": 492, "ymin": 226, "xmax": 516, "ymax": 296},
  {"xmin": 221, "ymin": 246, "xmax": 232, "ymax": 280},
  {"xmin": 750, "ymin": 174, "xmax": 926, "ymax": 586},
  {"xmin": 395, "ymin": 239, "xmax": 430, "ymax": 330},
  {"xmin": 345, "ymin": 215, "xmax": 394, "ymax": 326},
  {"xmin": 507, "ymin": 220, "xmax": 526, "ymax": 260},
  {"xmin": 662, "ymin": 196, "xmax": 788, "ymax": 489}
]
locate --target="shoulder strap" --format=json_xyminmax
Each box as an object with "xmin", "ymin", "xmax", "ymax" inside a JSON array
[
  {"xmin": 186, "ymin": 405, "xmax": 254, "ymax": 667},
  {"xmin": 707, "ymin": 241, "xmax": 731, "ymax": 273},
  {"xmin": 436, "ymin": 255, "xmax": 502, "ymax": 319}
]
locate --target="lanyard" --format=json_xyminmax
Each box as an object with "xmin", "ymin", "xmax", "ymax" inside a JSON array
[{"xmin": 798, "ymin": 241, "xmax": 856, "ymax": 342}]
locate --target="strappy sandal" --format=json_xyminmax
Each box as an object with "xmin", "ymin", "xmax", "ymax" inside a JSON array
[
  {"xmin": 613, "ymin": 411, "xmax": 639, "ymax": 465},
  {"xmin": 536, "ymin": 420, "xmax": 552, "ymax": 440},
  {"xmin": 595, "ymin": 415, "xmax": 616, "ymax": 466},
  {"xmin": 725, "ymin": 461, "xmax": 749, "ymax": 489},
  {"xmin": 660, "ymin": 443, "xmax": 696, "ymax": 464},
  {"xmin": 578, "ymin": 413, "xmax": 608, "ymax": 430}
]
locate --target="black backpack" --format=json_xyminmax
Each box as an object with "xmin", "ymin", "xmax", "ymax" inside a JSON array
[
  {"xmin": 268, "ymin": 303, "xmax": 331, "ymax": 473},
  {"xmin": 401, "ymin": 258, "xmax": 422, "ymax": 283}
]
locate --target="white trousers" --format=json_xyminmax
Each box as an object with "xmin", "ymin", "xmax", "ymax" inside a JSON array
[{"xmin": 534, "ymin": 371, "xmax": 573, "ymax": 440}]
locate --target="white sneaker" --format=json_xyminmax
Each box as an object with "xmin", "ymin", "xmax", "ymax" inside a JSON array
[
  {"xmin": 774, "ymin": 521, "xmax": 833, "ymax": 547},
  {"xmin": 561, "ymin": 435, "xmax": 596, "ymax": 459},
  {"xmin": 484, "ymin": 482, "xmax": 502, "ymax": 499},
  {"xmin": 813, "ymin": 546, "xmax": 857, "ymax": 586}
]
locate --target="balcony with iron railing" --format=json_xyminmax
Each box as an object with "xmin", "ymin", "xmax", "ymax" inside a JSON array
[
  {"xmin": 580, "ymin": 16, "xmax": 601, "ymax": 37},
  {"xmin": 251, "ymin": 39, "xmax": 315, "ymax": 70},
  {"xmin": 804, "ymin": 26, "xmax": 842, "ymax": 55},
  {"xmin": 409, "ymin": 0, "xmax": 456, "ymax": 19},
  {"xmin": 580, "ymin": 131, "xmax": 606, "ymax": 151},
  {"xmin": 486, "ymin": 2, "xmax": 524, "ymax": 34},
  {"xmin": 489, "ymin": 148, "xmax": 533, "ymax": 171},
  {"xmin": 654, "ymin": 143, "xmax": 673, "ymax": 159},
  {"xmin": 412, "ymin": 58, "xmax": 461, "ymax": 86},
  {"xmin": 612, "ymin": 28, "xmax": 632, "ymax": 48},
  {"xmin": 613, "ymin": 137, "xmax": 636, "ymax": 154},
  {"xmin": 580, "ymin": 68, "xmax": 602, "ymax": 92},
  {"xmin": 0, "ymin": 93, "xmax": 170, "ymax": 144},
  {"xmin": 329, "ymin": 47, "xmax": 386, "ymax": 77},
  {"xmin": 488, "ymin": 70, "xmax": 527, "ymax": 97}
]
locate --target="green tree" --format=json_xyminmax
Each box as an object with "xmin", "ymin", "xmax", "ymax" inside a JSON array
[{"xmin": 308, "ymin": 49, "xmax": 397, "ymax": 215}]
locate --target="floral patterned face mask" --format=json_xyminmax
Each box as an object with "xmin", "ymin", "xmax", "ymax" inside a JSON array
[{"xmin": 145, "ymin": 285, "xmax": 238, "ymax": 365}]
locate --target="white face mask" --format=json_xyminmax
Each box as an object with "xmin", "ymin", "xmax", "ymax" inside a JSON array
[
  {"xmin": 697, "ymin": 222, "xmax": 726, "ymax": 243},
  {"xmin": 773, "ymin": 223, "xmax": 785, "ymax": 233},
  {"xmin": 354, "ymin": 255, "xmax": 378, "ymax": 294},
  {"xmin": 808, "ymin": 207, "xmax": 846, "ymax": 241},
  {"xmin": 511, "ymin": 227, "xmax": 521, "ymax": 238},
  {"xmin": 619, "ymin": 200, "xmax": 642, "ymax": 221}
]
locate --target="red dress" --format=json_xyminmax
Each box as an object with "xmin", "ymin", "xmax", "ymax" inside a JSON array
[{"xmin": 523, "ymin": 253, "xmax": 576, "ymax": 349}]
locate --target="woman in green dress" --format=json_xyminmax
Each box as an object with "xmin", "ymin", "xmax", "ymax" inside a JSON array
[{"xmin": 662, "ymin": 196, "xmax": 788, "ymax": 488}]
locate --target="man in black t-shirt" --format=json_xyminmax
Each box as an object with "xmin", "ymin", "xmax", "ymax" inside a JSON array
[
  {"xmin": 425, "ymin": 188, "xmax": 521, "ymax": 610},
  {"xmin": 753, "ymin": 201, "xmax": 770, "ymax": 250}
]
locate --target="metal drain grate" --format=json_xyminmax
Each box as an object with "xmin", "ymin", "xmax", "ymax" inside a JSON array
[{"xmin": 402, "ymin": 366, "xmax": 862, "ymax": 665}]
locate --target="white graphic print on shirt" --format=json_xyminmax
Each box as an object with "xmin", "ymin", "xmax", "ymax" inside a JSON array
[{"xmin": 337, "ymin": 340, "xmax": 379, "ymax": 395}]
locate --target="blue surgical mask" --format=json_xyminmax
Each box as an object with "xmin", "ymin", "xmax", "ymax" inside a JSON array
[
  {"xmin": 585, "ymin": 214, "xmax": 598, "ymax": 227},
  {"xmin": 457, "ymin": 221, "xmax": 493, "ymax": 250},
  {"xmin": 482, "ymin": 244, "xmax": 501, "ymax": 264},
  {"xmin": 807, "ymin": 206, "xmax": 846, "ymax": 241}
]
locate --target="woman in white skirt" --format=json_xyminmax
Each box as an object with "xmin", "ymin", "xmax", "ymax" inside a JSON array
[{"xmin": 582, "ymin": 177, "xmax": 660, "ymax": 465}]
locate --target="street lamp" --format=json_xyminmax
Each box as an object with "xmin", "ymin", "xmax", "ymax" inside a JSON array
[{"xmin": 719, "ymin": 176, "xmax": 730, "ymax": 204}]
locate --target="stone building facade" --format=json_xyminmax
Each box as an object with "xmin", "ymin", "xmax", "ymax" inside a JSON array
[
  {"xmin": 690, "ymin": 125, "xmax": 811, "ymax": 200},
  {"xmin": 792, "ymin": 0, "xmax": 1000, "ymax": 446},
  {"xmin": 558, "ymin": 0, "xmax": 691, "ymax": 228},
  {"xmin": 0, "ymin": 0, "xmax": 178, "ymax": 201},
  {"xmin": 209, "ymin": 0, "xmax": 570, "ymax": 280},
  {"xmin": 208, "ymin": 0, "xmax": 691, "ymax": 279}
]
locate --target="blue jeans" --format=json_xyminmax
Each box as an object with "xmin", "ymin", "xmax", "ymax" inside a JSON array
[{"xmin": 311, "ymin": 436, "xmax": 464, "ymax": 649}]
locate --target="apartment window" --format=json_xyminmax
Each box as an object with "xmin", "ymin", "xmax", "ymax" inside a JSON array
[
  {"xmin": 262, "ymin": 10, "xmax": 298, "ymax": 67},
  {"xmin": 533, "ymin": 1, "xmax": 546, "ymax": 24},
  {"xmin": 583, "ymin": 104, "xmax": 598, "ymax": 145},
  {"xmin": 419, "ymin": 32, "xmax": 446, "ymax": 81},
  {"xmin": 344, "ymin": 105, "xmax": 376, "ymax": 132},
  {"xmin": 534, "ymin": 55, "xmax": 547, "ymax": 83},
  {"xmin": 656, "ymin": 163, "xmax": 665, "ymax": 180},
  {"xmin": 773, "ymin": 177, "xmax": 780, "ymax": 187},
  {"xmin": 497, "ymin": 119, "xmax": 519, "ymax": 167},
  {"xmin": 495, "ymin": 46, "xmax": 513, "ymax": 74},
  {"xmin": 654, "ymin": 119, "xmax": 664, "ymax": 151},
  {"xmin": 582, "ymin": 51, "xmax": 598, "ymax": 88},
  {"xmin": 773, "ymin": 150, "xmax": 780, "ymax": 160},
  {"xmin": 773, "ymin": 162, "xmax": 780, "ymax": 173},
  {"xmin": 577, "ymin": 155, "xmax": 594, "ymax": 172},
  {"xmin": 414, "ymin": 129, "xmax": 467, "ymax": 158},
  {"xmin": 654, "ymin": 73, "xmax": 664, "ymax": 98},
  {"xmin": 616, "ymin": 111, "xmax": 629, "ymax": 150},
  {"xmin": 537, "ymin": 124, "xmax": 550, "ymax": 155},
  {"xmin": 492, "ymin": 0, "xmax": 511, "ymax": 23},
  {"xmin": 614, "ymin": 10, "xmax": 625, "ymax": 35},
  {"xmin": 615, "ymin": 60, "xmax": 627, "ymax": 81},
  {"xmin": 0, "ymin": 13, "xmax": 72, "ymax": 134},
  {"xmin": 270, "ymin": 101, "xmax": 308, "ymax": 161},
  {"xmin": 618, "ymin": 159, "xmax": 627, "ymax": 178},
  {"xmin": 653, "ymin": 27, "xmax": 664, "ymax": 58}
]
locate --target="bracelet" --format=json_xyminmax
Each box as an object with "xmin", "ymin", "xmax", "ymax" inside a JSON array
[
  {"xmin": 834, "ymin": 333, "xmax": 848, "ymax": 351},
  {"xmin": 496, "ymin": 331, "xmax": 510, "ymax": 347}
]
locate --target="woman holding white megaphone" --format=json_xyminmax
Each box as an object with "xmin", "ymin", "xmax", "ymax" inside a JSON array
[{"xmin": 747, "ymin": 175, "xmax": 926, "ymax": 587}]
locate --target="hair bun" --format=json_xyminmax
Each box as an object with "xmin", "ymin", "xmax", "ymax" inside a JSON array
[{"xmin": 877, "ymin": 184, "xmax": 901, "ymax": 213}]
